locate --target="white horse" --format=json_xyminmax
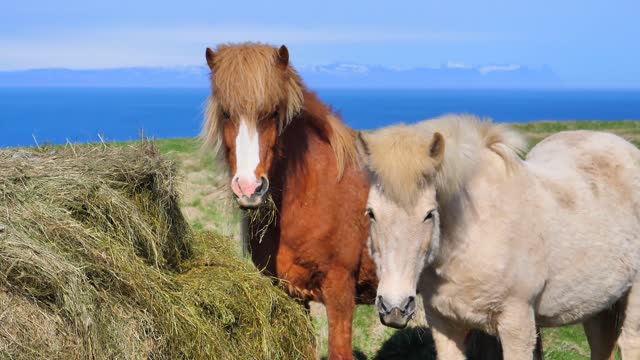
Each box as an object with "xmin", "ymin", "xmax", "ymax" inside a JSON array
[{"xmin": 356, "ymin": 114, "xmax": 640, "ymax": 359}]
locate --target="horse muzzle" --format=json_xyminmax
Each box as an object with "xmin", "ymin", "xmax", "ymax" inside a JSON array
[
  {"xmin": 237, "ymin": 194, "xmax": 265, "ymax": 209},
  {"xmin": 379, "ymin": 308, "xmax": 411, "ymax": 329},
  {"xmin": 235, "ymin": 176, "xmax": 269, "ymax": 209},
  {"xmin": 376, "ymin": 295, "xmax": 416, "ymax": 329}
]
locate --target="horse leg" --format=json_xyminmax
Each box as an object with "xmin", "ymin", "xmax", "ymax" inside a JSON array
[
  {"xmin": 322, "ymin": 268, "xmax": 355, "ymax": 360},
  {"xmin": 620, "ymin": 281, "xmax": 640, "ymax": 359},
  {"xmin": 465, "ymin": 327, "xmax": 543, "ymax": 360},
  {"xmin": 497, "ymin": 302, "xmax": 537, "ymax": 360},
  {"xmin": 428, "ymin": 311, "xmax": 468, "ymax": 360},
  {"xmin": 583, "ymin": 304, "xmax": 622, "ymax": 360}
]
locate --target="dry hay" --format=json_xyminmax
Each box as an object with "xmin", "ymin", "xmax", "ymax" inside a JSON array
[
  {"xmin": 0, "ymin": 141, "xmax": 314, "ymax": 359},
  {"xmin": 245, "ymin": 195, "xmax": 278, "ymax": 244}
]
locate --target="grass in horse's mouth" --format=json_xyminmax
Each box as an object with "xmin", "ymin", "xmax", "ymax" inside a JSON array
[{"xmin": 245, "ymin": 194, "xmax": 277, "ymax": 244}]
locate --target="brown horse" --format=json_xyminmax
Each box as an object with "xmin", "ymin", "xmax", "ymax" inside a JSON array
[
  {"xmin": 202, "ymin": 42, "xmax": 377, "ymax": 359},
  {"xmin": 201, "ymin": 42, "xmax": 510, "ymax": 359}
]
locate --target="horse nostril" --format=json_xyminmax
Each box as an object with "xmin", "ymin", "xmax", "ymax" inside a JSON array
[
  {"xmin": 377, "ymin": 295, "xmax": 390, "ymax": 313},
  {"xmin": 255, "ymin": 176, "xmax": 269, "ymax": 196},
  {"xmin": 402, "ymin": 296, "xmax": 416, "ymax": 314}
]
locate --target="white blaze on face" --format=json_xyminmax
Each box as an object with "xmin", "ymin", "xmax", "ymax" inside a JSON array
[{"xmin": 232, "ymin": 118, "xmax": 261, "ymax": 197}]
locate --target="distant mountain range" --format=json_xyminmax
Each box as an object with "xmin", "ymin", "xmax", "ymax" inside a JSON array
[
  {"xmin": 0, "ymin": 63, "xmax": 562, "ymax": 88},
  {"xmin": 0, "ymin": 67, "xmax": 211, "ymax": 88},
  {"xmin": 299, "ymin": 63, "xmax": 560, "ymax": 88}
]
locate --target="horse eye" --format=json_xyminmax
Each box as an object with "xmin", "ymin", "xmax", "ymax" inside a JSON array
[
  {"xmin": 222, "ymin": 110, "xmax": 231, "ymax": 119},
  {"xmin": 365, "ymin": 208, "xmax": 376, "ymax": 221},
  {"xmin": 424, "ymin": 210, "xmax": 435, "ymax": 222}
]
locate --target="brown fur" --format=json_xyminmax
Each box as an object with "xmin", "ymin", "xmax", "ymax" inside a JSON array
[
  {"xmin": 202, "ymin": 43, "xmax": 375, "ymax": 360},
  {"xmin": 201, "ymin": 42, "xmax": 356, "ymax": 178}
]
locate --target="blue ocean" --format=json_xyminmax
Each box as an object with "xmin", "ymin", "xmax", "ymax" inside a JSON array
[{"xmin": 1, "ymin": 88, "xmax": 640, "ymax": 147}]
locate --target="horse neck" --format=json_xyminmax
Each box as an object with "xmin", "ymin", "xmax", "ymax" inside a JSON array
[
  {"xmin": 268, "ymin": 91, "xmax": 341, "ymax": 202},
  {"xmin": 433, "ymin": 148, "xmax": 524, "ymax": 267}
]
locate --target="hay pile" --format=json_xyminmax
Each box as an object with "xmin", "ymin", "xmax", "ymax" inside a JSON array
[{"xmin": 0, "ymin": 142, "xmax": 314, "ymax": 359}]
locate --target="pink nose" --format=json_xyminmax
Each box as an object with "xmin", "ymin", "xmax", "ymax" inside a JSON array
[{"xmin": 232, "ymin": 176, "xmax": 261, "ymax": 197}]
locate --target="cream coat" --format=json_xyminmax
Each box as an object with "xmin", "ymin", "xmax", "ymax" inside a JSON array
[{"xmin": 359, "ymin": 115, "xmax": 640, "ymax": 359}]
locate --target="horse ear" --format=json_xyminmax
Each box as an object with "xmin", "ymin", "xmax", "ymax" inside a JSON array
[
  {"xmin": 355, "ymin": 131, "xmax": 370, "ymax": 164},
  {"xmin": 277, "ymin": 45, "xmax": 289, "ymax": 67},
  {"xmin": 429, "ymin": 132, "xmax": 445, "ymax": 166},
  {"xmin": 205, "ymin": 48, "xmax": 216, "ymax": 69}
]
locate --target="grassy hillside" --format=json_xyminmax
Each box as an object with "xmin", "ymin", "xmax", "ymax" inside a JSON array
[{"xmin": 155, "ymin": 120, "xmax": 640, "ymax": 359}]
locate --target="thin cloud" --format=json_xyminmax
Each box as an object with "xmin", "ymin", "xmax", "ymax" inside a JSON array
[{"xmin": 0, "ymin": 25, "xmax": 509, "ymax": 70}]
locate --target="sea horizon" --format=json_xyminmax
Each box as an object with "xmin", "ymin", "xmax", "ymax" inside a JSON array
[{"xmin": 2, "ymin": 87, "xmax": 640, "ymax": 148}]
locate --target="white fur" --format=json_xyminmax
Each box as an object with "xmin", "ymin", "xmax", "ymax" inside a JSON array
[
  {"xmin": 366, "ymin": 121, "xmax": 640, "ymax": 359},
  {"xmin": 234, "ymin": 118, "xmax": 260, "ymax": 181},
  {"xmin": 367, "ymin": 186, "xmax": 440, "ymax": 307}
]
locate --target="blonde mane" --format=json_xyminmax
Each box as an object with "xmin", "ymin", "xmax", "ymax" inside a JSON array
[
  {"xmin": 201, "ymin": 42, "xmax": 355, "ymax": 177},
  {"xmin": 360, "ymin": 114, "xmax": 527, "ymax": 207},
  {"xmin": 325, "ymin": 113, "xmax": 358, "ymax": 178}
]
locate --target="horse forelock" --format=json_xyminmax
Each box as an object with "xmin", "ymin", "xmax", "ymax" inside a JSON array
[
  {"xmin": 363, "ymin": 124, "xmax": 438, "ymax": 209},
  {"xmin": 201, "ymin": 43, "xmax": 304, "ymax": 152},
  {"xmin": 363, "ymin": 115, "xmax": 526, "ymax": 208},
  {"xmin": 201, "ymin": 43, "xmax": 357, "ymax": 178}
]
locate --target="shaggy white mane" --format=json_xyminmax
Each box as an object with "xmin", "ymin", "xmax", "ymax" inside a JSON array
[{"xmin": 359, "ymin": 114, "xmax": 527, "ymax": 207}]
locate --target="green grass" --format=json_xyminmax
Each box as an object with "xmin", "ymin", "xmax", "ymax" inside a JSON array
[
  {"xmin": 513, "ymin": 119, "xmax": 640, "ymax": 148},
  {"xmin": 513, "ymin": 119, "xmax": 640, "ymax": 133},
  {"xmin": 156, "ymin": 120, "xmax": 640, "ymax": 359},
  {"xmin": 542, "ymin": 326, "xmax": 591, "ymax": 360},
  {"xmin": 154, "ymin": 137, "xmax": 241, "ymax": 241},
  {"xmin": 155, "ymin": 137, "xmax": 202, "ymax": 153}
]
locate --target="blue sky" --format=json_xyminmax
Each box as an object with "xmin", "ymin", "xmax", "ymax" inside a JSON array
[{"xmin": 1, "ymin": 0, "xmax": 638, "ymax": 87}]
